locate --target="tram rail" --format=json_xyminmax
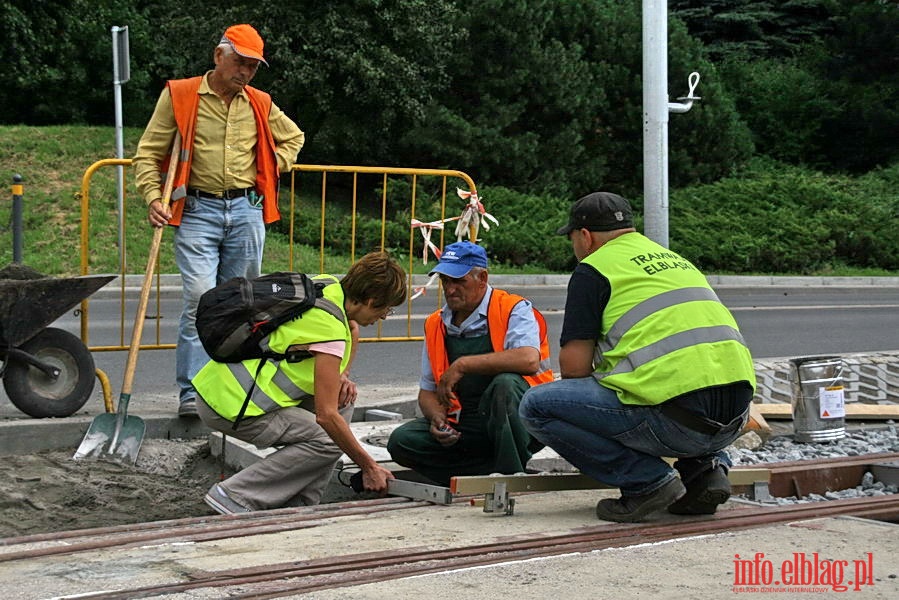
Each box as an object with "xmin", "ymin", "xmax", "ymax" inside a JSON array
[{"xmin": 2, "ymin": 454, "xmax": 897, "ymax": 599}]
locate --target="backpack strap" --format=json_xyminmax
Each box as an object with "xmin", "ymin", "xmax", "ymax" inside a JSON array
[
  {"xmin": 310, "ymin": 280, "xmax": 348, "ymax": 326},
  {"xmin": 232, "ymin": 359, "xmax": 267, "ymax": 430},
  {"xmin": 314, "ymin": 297, "xmax": 347, "ymax": 325}
]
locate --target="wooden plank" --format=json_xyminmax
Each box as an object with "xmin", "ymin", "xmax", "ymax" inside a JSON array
[
  {"xmin": 756, "ymin": 403, "xmax": 899, "ymax": 420},
  {"xmin": 451, "ymin": 473, "xmax": 611, "ymax": 495},
  {"xmin": 728, "ymin": 467, "xmax": 771, "ymax": 486},
  {"xmin": 450, "ymin": 468, "xmax": 771, "ymax": 495},
  {"xmin": 744, "ymin": 403, "xmax": 772, "ymax": 440}
]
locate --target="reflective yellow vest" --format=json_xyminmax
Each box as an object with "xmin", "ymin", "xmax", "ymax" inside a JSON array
[
  {"xmin": 193, "ymin": 276, "xmax": 350, "ymax": 421},
  {"xmin": 582, "ymin": 233, "xmax": 755, "ymax": 406}
]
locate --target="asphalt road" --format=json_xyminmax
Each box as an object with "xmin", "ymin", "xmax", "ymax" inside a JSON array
[{"xmin": 26, "ymin": 282, "xmax": 899, "ymax": 402}]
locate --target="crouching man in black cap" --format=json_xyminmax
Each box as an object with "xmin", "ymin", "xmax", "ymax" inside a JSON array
[{"xmin": 519, "ymin": 192, "xmax": 756, "ymax": 522}]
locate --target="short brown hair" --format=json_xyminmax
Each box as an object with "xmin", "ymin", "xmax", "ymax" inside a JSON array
[{"xmin": 341, "ymin": 252, "xmax": 407, "ymax": 309}]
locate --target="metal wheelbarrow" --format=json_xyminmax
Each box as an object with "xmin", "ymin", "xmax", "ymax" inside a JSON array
[{"xmin": 0, "ymin": 265, "xmax": 114, "ymax": 418}]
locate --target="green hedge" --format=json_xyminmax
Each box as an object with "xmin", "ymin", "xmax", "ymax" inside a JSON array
[
  {"xmin": 466, "ymin": 187, "xmax": 574, "ymax": 272},
  {"xmin": 669, "ymin": 159, "xmax": 899, "ymax": 274},
  {"xmin": 426, "ymin": 160, "xmax": 899, "ymax": 275},
  {"xmin": 205, "ymin": 159, "xmax": 899, "ymax": 275}
]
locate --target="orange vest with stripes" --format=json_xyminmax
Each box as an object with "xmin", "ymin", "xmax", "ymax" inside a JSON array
[{"xmin": 163, "ymin": 76, "xmax": 281, "ymax": 226}]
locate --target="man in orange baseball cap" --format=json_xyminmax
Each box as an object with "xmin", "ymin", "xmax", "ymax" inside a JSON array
[
  {"xmin": 221, "ymin": 24, "xmax": 269, "ymax": 66},
  {"xmin": 133, "ymin": 24, "xmax": 304, "ymax": 418}
]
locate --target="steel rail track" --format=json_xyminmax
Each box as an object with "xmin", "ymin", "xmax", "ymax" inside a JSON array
[
  {"xmin": 3, "ymin": 453, "xmax": 897, "ymax": 599},
  {"xmin": 49, "ymin": 494, "xmax": 899, "ymax": 600},
  {"xmin": 6, "ymin": 453, "xmax": 893, "ymax": 557},
  {"xmin": 0, "ymin": 497, "xmax": 429, "ymax": 562},
  {"xmin": 732, "ymin": 451, "xmax": 899, "ymax": 498}
]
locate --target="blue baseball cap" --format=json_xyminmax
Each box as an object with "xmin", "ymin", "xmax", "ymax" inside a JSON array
[{"xmin": 429, "ymin": 241, "xmax": 489, "ymax": 278}]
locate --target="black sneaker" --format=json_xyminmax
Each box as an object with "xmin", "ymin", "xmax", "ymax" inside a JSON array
[
  {"xmin": 667, "ymin": 465, "xmax": 731, "ymax": 515},
  {"xmin": 595, "ymin": 477, "xmax": 686, "ymax": 523},
  {"xmin": 178, "ymin": 398, "xmax": 199, "ymax": 418}
]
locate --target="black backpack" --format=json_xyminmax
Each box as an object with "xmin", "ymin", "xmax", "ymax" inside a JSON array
[
  {"xmin": 196, "ymin": 271, "xmax": 345, "ymax": 363},
  {"xmin": 195, "ymin": 272, "xmax": 346, "ymax": 429}
]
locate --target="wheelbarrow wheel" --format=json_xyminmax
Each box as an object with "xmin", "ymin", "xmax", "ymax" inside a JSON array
[{"xmin": 3, "ymin": 327, "xmax": 96, "ymax": 418}]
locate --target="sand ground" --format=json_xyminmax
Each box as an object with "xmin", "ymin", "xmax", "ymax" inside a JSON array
[{"xmin": 0, "ymin": 438, "xmax": 227, "ymax": 537}]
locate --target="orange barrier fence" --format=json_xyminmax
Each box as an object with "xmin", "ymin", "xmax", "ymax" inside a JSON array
[{"xmin": 77, "ymin": 160, "xmax": 481, "ymax": 352}]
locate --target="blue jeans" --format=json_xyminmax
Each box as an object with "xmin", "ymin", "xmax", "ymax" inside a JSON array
[
  {"xmin": 174, "ymin": 194, "xmax": 265, "ymax": 404},
  {"xmin": 519, "ymin": 377, "xmax": 743, "ymax": 496}
]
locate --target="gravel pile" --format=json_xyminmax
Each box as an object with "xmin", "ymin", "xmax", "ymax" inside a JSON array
[
  {"xmin": 727, "ymin": 424, "xmax": 899, "ymax": 504},
  {"xmin": 729, "ymin": 424, "xmax": 899, "ymax": 465}
]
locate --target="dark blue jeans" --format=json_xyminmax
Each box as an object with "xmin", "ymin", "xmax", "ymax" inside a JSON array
[
  {"xmin": 175, "ymin": 195, "xmax": 264, "ymax": 404},
  {"xmin": 519, "ymin": 377, "xmax": 747, "ymax": 496}
]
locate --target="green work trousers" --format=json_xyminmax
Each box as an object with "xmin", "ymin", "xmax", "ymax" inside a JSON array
[{"xmin": 387, "ymin": 372, "xmax": 538, "ymax": 486}]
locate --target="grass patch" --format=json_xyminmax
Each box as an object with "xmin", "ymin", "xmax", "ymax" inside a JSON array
[{"xmin": 2, "ymin": 125, "xmax": 896, "ymax": 278}]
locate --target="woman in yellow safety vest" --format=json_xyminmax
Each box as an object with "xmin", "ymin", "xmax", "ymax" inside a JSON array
[{"xmin": 194, "ymin": 252, "xmax": 406, "ymax": 514}]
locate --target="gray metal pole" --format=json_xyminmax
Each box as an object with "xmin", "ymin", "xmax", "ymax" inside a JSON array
[
  {"xmin": 112, "ymin": 26, "xmax": 127, "ymax": 271},
  {"xmin": 12, "ymin": 174, "xmax": 24, "ymax": 263},
  {"xmin": 642, "ymin": 0, "xmax": 669, "ymax": 248}
]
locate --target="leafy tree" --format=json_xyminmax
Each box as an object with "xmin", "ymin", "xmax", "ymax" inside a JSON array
[
  {"xmin": 406, "ymin": 0, "xmax": 753, "ymax": 198},
  {"xmin": 716, "ymin": 1, "xmax": 899, "ymax": 172},
  {"xmin": 3, "ymin": 0, "xmax": 891, "ymax": 193},
  {"xmin": 0, "ymin": 0, "xmax": 153, "ymax": 125},
  {"xmin": 814, "ymin": 0, "xmax": 899, "ymax": 171},
  {"xmin": 669, "ymin": 0, "xmax": 840, "ymax": 60},
  {"xmin": 719, "ymin": 56, "xmax": 838, "ymax": 167},
  {"xmin": 210, "ymin": 0, "xmax": 463, "ymax": 169},
  {"xmin": 403, "ymin": 0, "xmax": 598, "ymax": 196}
]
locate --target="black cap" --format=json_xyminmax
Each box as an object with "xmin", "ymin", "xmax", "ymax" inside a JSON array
[{"xmin": 556, "ymin": 192, "xmax": 634, "ymax": 235}]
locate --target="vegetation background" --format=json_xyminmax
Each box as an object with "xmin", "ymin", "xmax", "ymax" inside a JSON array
[{"xmin": 0, "ymin": 0, "xmax": 896, "ymax": 276}]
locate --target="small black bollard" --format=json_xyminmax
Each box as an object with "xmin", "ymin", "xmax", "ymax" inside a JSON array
[{"xmin": 11, "ymin": 174, "xmax": 24, "ymax": 263}]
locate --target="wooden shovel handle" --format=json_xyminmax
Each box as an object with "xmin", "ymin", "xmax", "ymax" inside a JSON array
[{"xmin": 120, "ymin": 131, "xmax": 182, "ymax": 399}]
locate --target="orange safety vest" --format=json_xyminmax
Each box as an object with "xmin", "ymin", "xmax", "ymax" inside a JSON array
[
  {"xmin": 424, "ymin": 288, "xmax": 554, "ymax": 422},
  {"xmin": 163, "ymin": 76, "xmax": 281, "ymax": 226}
]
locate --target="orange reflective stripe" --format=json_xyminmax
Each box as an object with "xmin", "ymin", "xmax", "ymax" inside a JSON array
[
  {"xmin": 525, "ymin": 308, "xmax": 555, "ymax": 385},
  {"xmin": 165, "ymin": 77, "xmax": 201, "ymax": 226},
  {"xmin": 244, "ymin": 86, "xmax": 280, "ymax": 224},
  {"xmin": 424, "ymin": 311, "xmax": 449, "ymax": 384},
  {"xmin": 423, "ymin": 311, "xmax": 461, "ymax": 423}
]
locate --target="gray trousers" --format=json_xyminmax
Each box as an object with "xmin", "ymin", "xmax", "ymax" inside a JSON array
[{"xmin": 197, "ymin": 395, "xmax": 354, "ymax": 510}]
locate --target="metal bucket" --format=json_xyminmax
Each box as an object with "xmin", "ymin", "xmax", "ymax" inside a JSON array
[{"xmin": 790, "ymin": 356, "xmax": 846, "ymax": 443}]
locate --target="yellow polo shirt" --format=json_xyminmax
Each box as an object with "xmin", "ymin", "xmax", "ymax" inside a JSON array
[{"xmin": 133, "ymin": 71, "xmax": 304, "ymax": 205}]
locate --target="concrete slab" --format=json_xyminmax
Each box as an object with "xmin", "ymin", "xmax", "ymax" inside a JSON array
[
  {"xmin": 207, "ymin": 418, "xmax": 574, "ymax": 506},
  {"xmin": 304, "ymin": 516, "xmax": 899, "ymax": 600},
  {"xmin": 209, "ymin": 419, "xmax": 567, "ymax": 472}
]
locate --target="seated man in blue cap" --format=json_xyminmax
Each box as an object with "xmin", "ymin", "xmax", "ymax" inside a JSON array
[{"xmin": 387, "ymin": 241, "xmax": 554, "ymax": 486}]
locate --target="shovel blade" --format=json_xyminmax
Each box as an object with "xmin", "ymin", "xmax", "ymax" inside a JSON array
[
  {"xmin": 111, "ymin": 417, "xmax": 146, "ymax": 464},
  {"xmin": 73, "ymin": 413, "xmax": 146, "ymax": 464},
  {"xmin": 73, "ymin": 413, "xmax": 116, "ymax": 459}
]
